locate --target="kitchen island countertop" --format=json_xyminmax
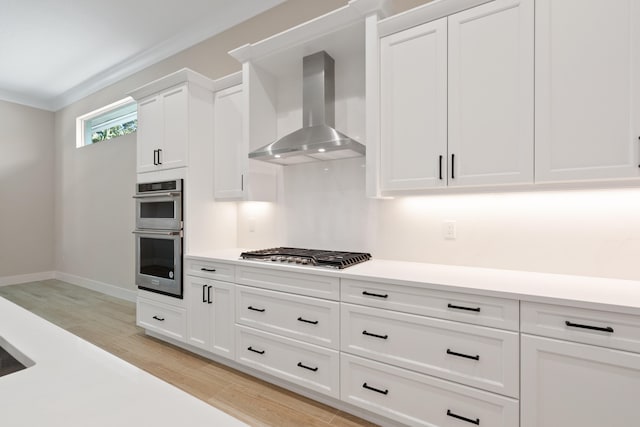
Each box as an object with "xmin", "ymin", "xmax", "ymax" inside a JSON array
[{"xmin": 0, "ymin": 296, "xmax": 247, "ymax": 427}]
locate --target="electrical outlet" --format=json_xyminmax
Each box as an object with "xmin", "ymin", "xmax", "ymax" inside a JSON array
[
  {"xmin": 248, "ymin": 218, "xmax": 256, "ymax": 233},
  {"xmin": 443, "ymin": 220, "xmax": 457, "ymax": 240}
]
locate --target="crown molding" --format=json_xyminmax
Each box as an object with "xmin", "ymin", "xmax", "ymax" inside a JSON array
[{"xmin": 0, "ymin": 0, "xmax": 284, "ymax": 112}]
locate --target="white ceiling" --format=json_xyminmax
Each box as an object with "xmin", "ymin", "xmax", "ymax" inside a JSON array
[{"xmin": 0, "ymin": 0, "xmax": 284, "ymax": 111}]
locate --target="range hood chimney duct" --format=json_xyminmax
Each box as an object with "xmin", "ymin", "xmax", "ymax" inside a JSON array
[{"xmin": 248, "ymin": 51, "xmax": 365, "ymax": 165}]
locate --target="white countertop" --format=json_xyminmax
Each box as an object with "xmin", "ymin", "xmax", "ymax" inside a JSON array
[
  {"xmin": 0, "ymin": 297, "xmax": 247, "ymax": 427},
  {"xmin": 187, "ymin": 249, "xmax": 640, "ymax": 314}
]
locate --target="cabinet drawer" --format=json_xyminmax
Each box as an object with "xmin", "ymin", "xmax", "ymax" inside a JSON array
[
  {"xmin": 235, "ymin": 266, "xmax": 340, "ymax": 300},
  {"xmin": 522, "ymin": 301, "xmax": 640, "ymax": 353},
  {"xmin": 235, "ymin": 326, "xmax": 340, "ymax": 398},
  {"xmin": 185, "ymin": 258, "xmax": 235, "ymax": 282},
  {"xmin": 341, "ymin": 354, "xmax": 519, "ymax": 427},
  {"xmin": 341, "ymin": 303, "xmax": 519, "ymax": 397},
  {"xmin": 236, "ymin": 285, "xmax": 339, "ymax": 349},
  {"xmin": 137, "ymin": 298, "xmax": 186, "ymax": 342},
  {"xmin": 342, "ymin": 278, "xmax": 519, "ymax": 331}
]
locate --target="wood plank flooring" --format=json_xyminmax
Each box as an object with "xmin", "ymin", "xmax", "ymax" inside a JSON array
[{"xmin": 0, "ymin": 280, "xmax": 377, "ymax": 427}]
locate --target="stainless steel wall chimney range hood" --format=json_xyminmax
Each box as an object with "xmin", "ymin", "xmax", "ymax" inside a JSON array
[{"xmin": 248, "ymin": 51, "xmax": 365, "ymax": 165}]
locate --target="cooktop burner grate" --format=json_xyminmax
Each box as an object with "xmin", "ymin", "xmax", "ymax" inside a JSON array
[{"xmin": 240, "ymin": 247, "xmax": 371, "ymax": 269}]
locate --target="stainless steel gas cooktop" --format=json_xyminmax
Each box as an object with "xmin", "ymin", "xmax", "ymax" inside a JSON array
[{"xmin": 240, "ymin": 247, "xmax": 371, "ymax": 269}]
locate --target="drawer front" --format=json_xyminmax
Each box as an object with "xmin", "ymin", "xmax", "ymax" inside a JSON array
[
  {"xmin": 137, "ymin": 298, "xmax": 186, "ymax": 342},
  {"xmin": 342, "ymin": 278, "xmax": 519, "ymax": 331},
  {"xmin": 235, "ymin": 266, "xmax": 340, "ymax": 300},
  {"xmin": 341, "ymin": 303, "xmax": 519, "ymax": 397},
  {"xmin": 522, "ymin": 301, "xmax": 640, "ymax": 353},
  {"xmin": 235, "ymin": 325, "xmax": 340, "ymax": 398},
  {"xmin": 185, "ymin": 258, "xmax": 235, "ymax": 282},
  {"xmin": 236, "ymin": 285, "xmax": 339, "ymax": 349},
  {"xmin": 341, "ymin": 353, "xmax": 519, "ymax": 427}
]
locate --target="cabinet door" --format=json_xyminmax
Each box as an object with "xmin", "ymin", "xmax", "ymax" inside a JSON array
[
  {"xmin": 380, "ymin": 18, "xmax": 447, "ymax": 191},
  {"xmin": 521, "ymin": 334, "xmax": 640, "ymax": 427},
  {"xmin": 448, "ymin": 0, "xmax": 534, "ymax": 187},
  {"xmin": 186, "ymin": 276, "xmax": 211, "ymax": 351},
  {"xmin": 160, "ymin": 85, "xmax": 188, "ymax": 170},
  {"xmin": 136, "ymin": 95, "xmax": 163, "ymax": 173},
  {"xmin": 211, "ymin": 280, "xmax": 235, "ymax": 359},
  {"xmin": 214, "ymin": 85, "xmax": 244, "ymax": 199},
  {"xmin": 535, "ymin": 0, "xmax": 640, "ymax": 182}
]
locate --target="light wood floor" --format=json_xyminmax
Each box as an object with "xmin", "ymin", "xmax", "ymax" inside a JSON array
[{"xmin": 0, "ymin": 280, "xmax": 377, "ymax": 427}]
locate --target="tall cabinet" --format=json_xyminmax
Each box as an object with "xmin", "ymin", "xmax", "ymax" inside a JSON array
[
  {"xmin": 378, "ymin": 0, "xmax": 534, "ymax": 193},
  {"xmin": 535, "ymin": 0, "xmax": 640, "ymax": 182}
]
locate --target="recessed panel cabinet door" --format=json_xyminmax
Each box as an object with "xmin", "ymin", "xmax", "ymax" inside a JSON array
[
  {"xmin": 136, "ymin": 96, "xmax": 163, "ymax": 173},
  {"xmin": 448, "ymin": 0, "xmax": 534, "ymax": 187},
  {"xmin": 160, "ymin": 85, "xmax": 188, "ymax": 170},
  {"xmin": 380, "ymin": 18, "xmax": 447, "ymax": 191},
  {"xmin": 521, "ymin": 334, "xmax": 640, "ymax": 427},
  {"xmin": 535, "ymin": 0, "xmax": 640, "ymax": 182},
  {"xmin": 214, "ymin": 85, "xmax": 244, "ymax": 199}
]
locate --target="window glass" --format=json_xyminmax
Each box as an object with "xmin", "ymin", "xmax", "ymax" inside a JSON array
[{"xmin": 76, "ymin": 97, "xmax": 137, "ymax": 147}]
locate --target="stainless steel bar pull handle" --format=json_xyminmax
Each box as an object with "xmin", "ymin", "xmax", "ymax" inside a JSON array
[
  {"xmin": 132, "ymin": 230, "xmax": 182, "ymax": 236},
  {"xmin": 132, "ymin": 192, "xmax": 181, "ymax": 198}
]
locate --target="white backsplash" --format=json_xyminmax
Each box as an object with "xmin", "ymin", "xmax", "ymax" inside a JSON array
[
  {"xmin": 237, "ymin": 157, "xmax": 640, "ymax": 281},
  {"xmin": 281, "ymin": 157, "xmax": 375, "ymax": 252}
]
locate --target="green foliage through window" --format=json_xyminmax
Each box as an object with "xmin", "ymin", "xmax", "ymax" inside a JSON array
[
  {"xmin": 77, "ymin": 97, "xmax": 137, "ymax": 147},
  {"xmin": 91, "ymin": 119, "xmax": 137, "ymax": 143}
]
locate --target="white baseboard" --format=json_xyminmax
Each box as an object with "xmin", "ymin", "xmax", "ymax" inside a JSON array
[
  {"xmin": 0, "ymin": 271, "xmax": 55, "ymax": 286},
  {"xmin": 54, "ymin": 272, "xmax": 137, "ymax": 302}
]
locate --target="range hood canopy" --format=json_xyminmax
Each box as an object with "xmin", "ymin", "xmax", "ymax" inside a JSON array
[{"xmin": 248, "ymin": 51, "xmax": 365, "ymax": 165}]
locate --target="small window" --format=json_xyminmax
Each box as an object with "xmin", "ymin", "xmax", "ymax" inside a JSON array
[{"xmin": 76, "ymin": 97, "xmax": 137, "ymax": 147}]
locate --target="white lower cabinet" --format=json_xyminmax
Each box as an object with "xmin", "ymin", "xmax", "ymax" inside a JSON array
[
  {"xmin": 341, "ymin": 303, "xmax": 519, "ymax": 397},
  {"xmin": 236, "ymin": 285, "xmax": 340, "ymax": 349},
  {"xmin": 137, "ymin": 297, "xmax": 187, "ymax": 342},
  {"xmin": 521, "ymin": 334, "xmax": 640, "ymax": 427},
  {"xmin": 236, "ymin": 325, "xmax": 340, "ymax": 398},
  {"xmin": 342, "ymin": 353, "xmax": 519, "ymax": 427},
  {"xmin": 185, "ymin": 275, "xmax": 235, "ymax": 359}
]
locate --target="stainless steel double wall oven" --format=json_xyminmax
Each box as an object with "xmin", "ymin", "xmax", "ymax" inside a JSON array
[{"xmin": 133, "ymin": 179, "xmax": 183, "ymax": 298}]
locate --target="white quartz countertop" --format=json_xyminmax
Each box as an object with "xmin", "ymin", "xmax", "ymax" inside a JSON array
[
  {"xmin": 187, "ymin": 249, "xmax": 640, "ymax": 314},
  {"xmin": 0, "ymin": 297, "xmax": 247, "ymax": 427}
]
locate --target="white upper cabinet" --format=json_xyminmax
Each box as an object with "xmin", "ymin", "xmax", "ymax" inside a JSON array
[
  {"xmin": 535, "ymin": 0, "xmax": 640, "ymax": 183},
  {"xmin": 214, "ymin": 83, "xmax": 244, "ymax": 199},
  {"xmin": 448, "ymin": 0, "xmax": 534, "ymax": 187},
  {"xmin": 380, "ymin": 18, "xmax": 447, "ymax": 191},
  {"xmin": 129, "ymin": 69, "xmax": 216, "ymax": 175},
  {"xmin": 136, "ymin": 95, "xmax": 164, "ymax": 172},
  {"xmin": 135, "ymin": 85, "xmax": 188, "ymax": 173},
  {"xmin": 377, "ymin": 0, "xmax": 534, "ymax": 193}
]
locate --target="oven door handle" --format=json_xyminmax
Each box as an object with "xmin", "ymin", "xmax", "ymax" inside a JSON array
[
  {"xmin": 132, "ymin": 192, "xmax": 181, "ymax": 199},
  {"xmin": 132, "ymin": 230, "xmax": 182, "ymax": 237}
]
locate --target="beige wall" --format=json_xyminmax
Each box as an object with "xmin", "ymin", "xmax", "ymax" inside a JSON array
[{"xmin": 0, "ymin": 100, "xmax": 55, "ymax": 280}]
